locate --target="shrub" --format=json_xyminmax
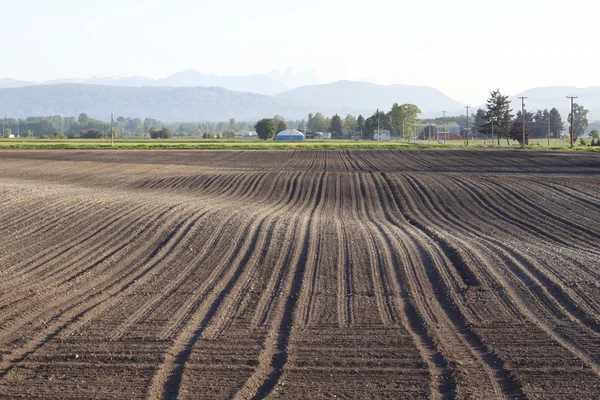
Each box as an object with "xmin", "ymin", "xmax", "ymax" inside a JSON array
[
  {"xmin": 80, "ymin": 129, "xmax": 103, "ymax": 139},
  {"xmin": 50, "ymin": 131, "xmax": 66, "ymax": 139},
  {"xmin": 149, "ymin": 128, "xmax": 173, "ymax": 139},
  {"xmin": 579, "ymin": 138, "xmax": 588, "ymax": 146}
]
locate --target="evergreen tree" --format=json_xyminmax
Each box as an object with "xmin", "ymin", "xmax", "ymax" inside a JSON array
[
  {"xmin": 357, "ymin": 115, "xmax": 365, "ymax": 136},
  {"xmin": 549, "ymin": 108, "xmax": 564, "ymax": 138},
  {"xmin": 365, "ymin": 109, "xmax": 390, "ymax": 139},
  {"xmin": 330, "ymin": 114, "xmax": 343, "ymax": 138},
  {"xmin": 483, "ymin": 89, "xmax": 513, "ymax": 145},
  {"xmin": 472, "ymin": 109, "xmax": 487, "ymax": 138}
]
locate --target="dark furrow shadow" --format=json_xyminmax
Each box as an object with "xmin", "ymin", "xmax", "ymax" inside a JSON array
[
  {"xmin": 251, "ymin": 173, "xmax": 325, "ymax": 400},
  {"xmin": 161, "ymin": 218, "xmax": 268, "ymax": 400}
]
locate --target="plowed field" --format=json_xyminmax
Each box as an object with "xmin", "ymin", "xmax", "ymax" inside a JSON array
[{"xmin": 0, "ymin": 149, "xmax": 599, "ymax": 399}]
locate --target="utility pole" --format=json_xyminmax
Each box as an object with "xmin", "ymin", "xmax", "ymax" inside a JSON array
[
  {"xmin": 547, "ymin": 115, "xmax": 550, "ymax": 147},
  {"xmin": 567, "ymin": 96, "xmax": 578, "ymax": 148},
  {"xmin": 491, "ymin": 116, "xmax": 494, "ymax": 147},
  {"xmin": 2, "ymin": 115, "xmax": 5, "ymax": 139},
  {"xmin": 518, "ymin": 97, "xmax": 527, "ymax": 147},
  {"xmin": 110, "ymin": 113, "xmax": 114, "ymax": 147},
  {"xmin": 441, "ymin": 111, "xmax": 447, "ymax": 142},
  {"xmin": 465, "ymin": 106, "xmax": 470, "ymax": 146}
]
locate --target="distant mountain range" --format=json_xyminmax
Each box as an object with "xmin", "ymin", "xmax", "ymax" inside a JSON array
[
  {"xmin": 0, "ymin": 68, "xmax": 327, "ymax": 96},
  {"xmin": 0, "ymin": 75, "xmax": 467, "ymax": 121},
  {"xmin": 1, "ymin": 70, "xmax": 598, "ymax": 121},
  {"xmin": 0, "ymin": 84, "xmax": 307, "ymax": 121},
  {"xmin": 276, "ymin": 80, "xmax": 463, "ymax": 117}
]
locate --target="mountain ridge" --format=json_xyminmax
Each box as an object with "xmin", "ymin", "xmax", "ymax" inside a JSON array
[
  {"xmin": 0, "ymin": 69, "xmax": 325, "ymax": 96},
  {"xmin": 0, "ymin": 80, "xmax": 465, "ymax": 121},
  {"xmin": 2, "ymin": 71, "xmax": 598, "ymax": 121},
  {"xmin": 276, "ymin": 80, "xmax": 465, "ymax": 117}
]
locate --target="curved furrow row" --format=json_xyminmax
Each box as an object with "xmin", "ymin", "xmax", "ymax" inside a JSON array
[
  {"xmin": 523, "ymin": 177, "xmax": 600, "ymax": 214},
  {"xmin": 396, "ymin": 174, "xmax": 600, "ymax": 380},
  {"xmin": 449, "ymin": 175, "xmax": 600, "ymax": 269},
  {"xmin": 334, "ymin": 173, "xmax": 352, "ymax": 328},
  {"xmin": 248, "ymin": 172, "xmax": 320, "ymax": 328},
  {"xmin": 352, "ymin": 173, "xmax": 398, "ymax": 326},
  {"xmin": 232, "ymin": 172, "xmax": 326, "ymax": 400},
  {"xmin": 479, "ymin": 176, "xmax": 600, "ymax": 249},
  {"xmin": 0, "ymin": 198, "xmax": 107, "ymax": 270},
  {"xmin": 528, "ymin": 178, "xmax": 600, "ymax": 211},
  {"xmin": 146, "ymin": 172, "xmax": 325, "ymax": 400},
  {"xmin": 446, "ymin": 174, "xmax": 600, "ymax": 286},
  {"xmin": 146, "ymin": 210, "xmax": 284, "ymax": 399},
  {"xmin": 417, "ymin": 174, "xmax": 600, "ymax": 325},
  {"xmin": 0, "ymin": 203, "xmax": 148, "ymax": 289},
  {"xmin": 0, "ymin": 195, "xmax": 76, "ymax": 237},
  {"xmin": 0, "ymin": 205, "xmax": 163, "ymax": 338},
  {"xmin": 448, "ymin": 176, "xmax": 600, "ymax": 324},
  {"xmin": 1, "ymin": 150, "xmax": 599, "ymax": 398},
  {"xmin": 294, "ymin": 175, "xmax": 337, "ymax": 328},
  {"xmin": 196, "ymin": 173, "xmax": 315, "ymax": 340},
  {"xmin": 0, "ymin": 204, "xmax": 188, "ymax": 379},
  {"xmin": 460, "ymin": 176, "xmax": 595, "ymax": 252},
  {"xmin": 358, "ymin": 172, "xmax": 456, "ymax": 399},
  {"xmin": 39, "ymin": 207, "xmax": 206, "ymax": 343},
  {"xmin": 87, "ymin": 171, "xmax": 293, "ymax": 341},
  {"xmin": 106, "ymin": 208, "xmax": 234, "ymax": 341},
  {"xmin": 381, "ymin": 172, "xmax": 526, "ymax": 399},
  {"xmin": 401, "ymin": 175, "xmax": 482, "ymax": 288}
]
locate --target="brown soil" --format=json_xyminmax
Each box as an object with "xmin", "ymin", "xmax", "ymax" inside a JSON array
[{"xmin": 0, "ymin": 149, "xmax": 598, "ymax": 399}]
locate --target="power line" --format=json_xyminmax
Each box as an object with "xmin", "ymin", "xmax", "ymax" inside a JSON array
[{"xmin": 522, "ymin": 91, "xmax": 600, "ymax": 104}]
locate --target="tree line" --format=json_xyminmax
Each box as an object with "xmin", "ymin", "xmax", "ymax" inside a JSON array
[
  {"xmin": 0, "ymin": 113, "xmax": 258, "ymax": 139},
  {"xmin": 420, "ymin": 90, "xmax": 589, "ymax": 146},
  {"xmin": 472, "ymin": 89, "xmax": 588, "ymax": 145},
  {"xmin": 1, "ymin": 95, "xmax": 589, "ymax": 144},
  {"xmin": 254, "ymin": 103, "xmax": 422, "ymax": 140}
]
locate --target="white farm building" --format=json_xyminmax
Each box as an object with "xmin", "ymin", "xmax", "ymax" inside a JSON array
[
  {"xmin": 373, "ymin": 130, "xmax": 391, "ymax": 141},
  {"xmin": 276, "ymin": 129, "xmax": 305, "ymax": 141},
  {"xmin": 236, "ymin": 130, "xmax": 258, "ymax": 138}
]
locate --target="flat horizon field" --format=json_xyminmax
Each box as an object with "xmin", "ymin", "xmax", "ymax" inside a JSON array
[{"xmin": 0, "ymin": 149, "xmax": 598, "ymax": 399}]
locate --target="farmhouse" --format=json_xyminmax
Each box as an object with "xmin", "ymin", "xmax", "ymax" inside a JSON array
[
  {"xmin": 373, "ymin": 130, "xmax": 391, "ymax": 141},
  {"xmin": 276, "ymin": 129, "xmax": 305, "ymax": 141},
  {"xmin": 313, "ymin": 131, "xmax": 332, "ymax": 139},
  {"xmin": 438, "ymin": 132, "xmax": 462, "ymax": 140},
  {"xmin": 236, "ymin": 130, "xmax": 258, "ymax": 138}
]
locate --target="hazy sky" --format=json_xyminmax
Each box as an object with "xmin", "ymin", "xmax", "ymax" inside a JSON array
[{"xmin": 1, "ymin": 0, "xmax": 597, "ymax": 104}]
